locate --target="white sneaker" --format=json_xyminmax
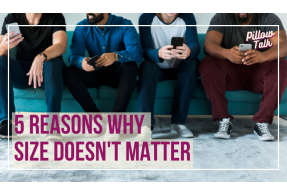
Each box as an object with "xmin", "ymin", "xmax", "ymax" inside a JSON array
[
  {"xmin": 254, "ymin": 122, "xmax": 275, "ymax": 141},
  {"xmin": 104, "ymin": 122, "xmax": 120, "ymax": 141},
  {"xmin": 84, "ymin": 118, "xmax": 106, "ymax": 138},
  {"xmin": 214, "ymin": 118, "xmax": 232, "ymax": 139},
  {"xmin": 171, "ymin": 124, "xmax": 193, "ymax": 138},
  {"xmin": 133, "ymin": 126, "xmax": 152, "ymax": 145}
]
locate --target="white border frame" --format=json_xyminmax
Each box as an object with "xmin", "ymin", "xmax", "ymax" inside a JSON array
[{"xmin": 7, "ymin": 24, "xmax": 280, "ymax": 171}]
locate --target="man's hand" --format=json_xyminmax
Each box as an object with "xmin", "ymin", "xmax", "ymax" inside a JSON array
[
  {"xmin": 158, "ymin": 45, "xmax": 174, "ymax": 60},
  {"xmin": 171, "ymin": 43, "xmax": 191, "ymax": 59},
  {"xmin": 82, "ymin": 57, "xmax": 94, "ymax": 72},
  {"xmin": 95, "ymin": 53, "xmax": 116, "ymax": 67},
  {"xmin": 0, "ymin": 32, "xmax": 24, "ymax": 55},
  {"xmin": 227, "ymin": 46, "xmax": 245, "ymax": 64},
  {"xmin": 26, "ymin": 55, "xmax": 45, "ymax": 88},
  {"xmin": 242, "ymin": 49, "xmax": 264, "ymax": 66}
]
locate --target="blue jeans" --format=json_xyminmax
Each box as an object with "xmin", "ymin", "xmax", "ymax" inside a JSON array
[
  {"xmin": 137, "ymin": 58, "xmax": 199, "ymax": 127},
  {"xmin": 0, "ymin": 56, "xmax": 65, "ymax": 124}
]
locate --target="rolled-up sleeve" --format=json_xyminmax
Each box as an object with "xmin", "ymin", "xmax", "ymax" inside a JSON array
[
  {"xmin": 68, "ymin": 25, "xmax": 86, "ymax": 69},
  {"xmin": 115, "ymin": 21, "xmax": 143, "ymax": 63}
]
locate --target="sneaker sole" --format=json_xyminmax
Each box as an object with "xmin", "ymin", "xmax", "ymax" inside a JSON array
[
  {"xmin": 214, "ymin": 133, "xmax": 230, "ymax": 139},
  {"xmin": 180, "ymin": 134, "xmax": 194, "ymax": 138},
  {"xmin": 254, "ymin": 131, "xmax": 275, "ymax": 141}
]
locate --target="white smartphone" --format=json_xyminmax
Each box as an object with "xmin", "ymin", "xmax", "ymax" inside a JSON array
[
  {"xmin": 5, "ymin": 22, "xmax": 21, "ymax": 39},
  {"xmin": 239, "ymin": 44, "xmax": 252, "ymax": 52}
]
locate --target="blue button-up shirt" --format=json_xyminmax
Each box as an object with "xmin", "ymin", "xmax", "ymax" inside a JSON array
[{"xmin": 69, "ymin": 14, "xmax": 143, "ymax": 69}]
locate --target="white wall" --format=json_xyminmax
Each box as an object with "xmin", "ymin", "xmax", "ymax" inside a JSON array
[{"xmin": 0, "ymin": 13, "xmax": 287, "ymax": 33}]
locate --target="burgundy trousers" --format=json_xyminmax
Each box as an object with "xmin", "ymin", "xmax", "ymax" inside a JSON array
[{"xmin": 199, "ymin": 55, "xmax": 287, "ymax": 124}]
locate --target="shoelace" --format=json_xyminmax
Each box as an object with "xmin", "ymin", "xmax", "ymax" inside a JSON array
[
  {"xmin": 219, "ymin": 120, "xmax": 232, "ymax": 132},
  {"xmin": 257, "ymin": 123, "xmax": 270, "ymax": 134}
]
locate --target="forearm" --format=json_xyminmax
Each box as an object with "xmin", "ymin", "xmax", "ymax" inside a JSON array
[
  {"xmin": 186, "ymin": 43, "xmax": 200, "ymax": 60},
  {"xmin": 69, "ymin": 55, "xmax": 85, "ymax": 69},
  {"xmin": 261, "ymin": 42, "xmax": 287, "ymax": 62},
  {"xmin": 0, "ymin": 36, "xmax": 7, "ymax": 56},
  {"xmin": 0, "ymin": 47, "xmax": 7, "ymax": 56},
  {"xmin": 204, "ymin": 42, "xmax": 229, "ymax": 59},
  {"xmin": 144, "ymin": 48, "xmax": 162, "ymax": 63},
  {"xmin": 116, "ymin": 48, "xmax": 143, "ymax": 63},
  {"xmin": 42, "ymin": 43, "xmax": 67, "ymax": 61}
]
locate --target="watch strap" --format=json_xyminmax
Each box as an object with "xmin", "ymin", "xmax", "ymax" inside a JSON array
[
  {"xmin": 114, "ymin": 53, "xmax": 119, "ymax": 61},
  {"xmin": 39, "ymin": 53, "xmax": 47, "ymax": 62}
]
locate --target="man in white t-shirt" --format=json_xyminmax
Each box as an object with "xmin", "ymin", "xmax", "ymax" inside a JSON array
[{"xmin": 134, "ymin": 13, "xmax": 200, "ymax": 142}]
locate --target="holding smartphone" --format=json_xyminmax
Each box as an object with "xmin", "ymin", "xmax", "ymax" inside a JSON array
[
  {"xmin": 6, "ymin": 22, "xmax": 21, "ymax": 39},
  {"xmin": 171, "ymin": 37, "xmax": 184, "ymax": 49},
  {"xmin": 171, "ymin": 37, "xmax": 184, "ymax": 54},
  {"xmin": 239, "ymin": 44, "xmax": 252, "ymax": 52},
  {"xmin": 87, "ymin": 55, "xmax": 103, "ymax": 71}
]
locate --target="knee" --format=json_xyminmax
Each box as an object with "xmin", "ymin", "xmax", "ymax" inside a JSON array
[
  {"xmin": 179, "ymin": 58, "xmax": 199, "ymax": 73},
  {"xmin": 139, "ymin": 60, "xmax": 159, "ymax": 77},
  {"xmin": 120, "ymin": 61, "xmax": 138, "ymax": 76},
  {"xmin": 199, "ymin": 55, "xmax": 217, "ymax": 76},
  {"xmin": 44, "ymin": 58, "xmax": 63, "ymax": 72}
]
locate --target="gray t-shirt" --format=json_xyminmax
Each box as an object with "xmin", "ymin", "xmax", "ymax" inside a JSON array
[{"xmin": 207, "ymin": 13, "xmax": 285, "ymax": 52}]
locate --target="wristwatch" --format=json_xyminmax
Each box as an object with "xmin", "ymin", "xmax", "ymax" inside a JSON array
[
  {"xmin": 38, "ymin": 53, "xmax": 47, "ymax": 62},
  {"xmin": 114, "ymin": 53, "xmax": 119, "ymax": 61}
]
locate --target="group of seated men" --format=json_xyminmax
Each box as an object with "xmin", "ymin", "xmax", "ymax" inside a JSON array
[{"xmin": 0, "ymin": 13, "xmax": 286, "ymax": 143}]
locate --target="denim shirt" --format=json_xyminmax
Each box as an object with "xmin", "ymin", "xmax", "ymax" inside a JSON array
[{"xmin": 69, "ymin": 14, "xmax": 143, "ymax": 69}]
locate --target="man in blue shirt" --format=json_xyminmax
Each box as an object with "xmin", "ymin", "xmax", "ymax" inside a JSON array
[
  {"xmin": 135, "ymin": 13, "xmax": 200, "ymax": 142},
  {"xmin": 63, "ymin": 13, "xmax": 143, "ymax": 141}
]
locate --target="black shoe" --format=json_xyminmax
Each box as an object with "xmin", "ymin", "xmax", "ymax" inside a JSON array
[
  {"xmin": 280, "ymin": 115, "xmax": 287, "ymax": 121},
  {"xmin": 214, "ymin": 118, "xmax": 232, "ymax": 139},
  {"xmin": 254, "ymin": 122, "xmax": 275, "ymax": 141},
  {"xmin": 0, "ymin": 120, "xmax": 12, "ymax": 139}
]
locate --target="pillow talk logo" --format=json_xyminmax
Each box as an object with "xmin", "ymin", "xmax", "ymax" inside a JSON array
[
  {"xmin": 246, "ymin": 30, "xmax": 275, "ymax": 49},
  {"xmin": 11, "ymin": 113, "xmax": 193, "ymax": 169}
]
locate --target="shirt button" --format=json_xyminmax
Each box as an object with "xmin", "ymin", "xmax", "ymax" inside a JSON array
[
  {"xmin": 102, "ymin": 34, "xmax": 104, "ymax": 36},
  {"xmin": 103, "ymin": 47, "xmax": 105, "ymax": 49},
  {"xmin": 129, "ymin": 58, "xmax": 131, "ymax": 59},
  {"xmin": 121, "ymin": 55, "xmax": 123, "ymax": 57}
]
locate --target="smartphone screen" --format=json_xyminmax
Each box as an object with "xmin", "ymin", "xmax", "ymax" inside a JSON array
[
  {"xmin": 171, "ymin": 37, "xmax": 184, "ymax": 49},
  {"xmin": 6, "ymin": 22, "xmax": 21, "ymax": 38}
]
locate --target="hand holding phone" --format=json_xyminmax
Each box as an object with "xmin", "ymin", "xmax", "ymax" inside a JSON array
[
  {"xmin": 171, "ymin": 37, "xmax": 184, "ymax": 49},
  {"xmin": 88, "ymin": 55, "xmax": 103, "ymax": 71},
  {"xmin": 82, "ymin": 57, "xmax": 94, "ymax": 72},
  {"xmin": 239, "ymin": 44, "xmax": 252, "ymax": 52},
  {"xmin": 0, "ymin": 32, "xmax": 23, "ymax": 55},
  {"xmin": 6, "ymin": 22, "xmax": 21, "ymax": 39}
]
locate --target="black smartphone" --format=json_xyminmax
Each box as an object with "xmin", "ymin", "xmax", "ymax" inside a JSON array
[
  {"xmin": 87, "ymin": 55, "xmax": 103, "ymax": 71},
  {"xmin": 171, "ymin": 37, "xmax": 184, "ymax": 54},
  {"xmin": 171, "ymin": 37, "xmax": 184, "ymax": 49}
]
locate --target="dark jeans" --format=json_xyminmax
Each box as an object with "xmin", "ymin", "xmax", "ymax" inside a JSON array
[
  {"xmin": 63, "ymin": 62, "xmax": 138, "ymax": 112},
  {"xmin": 137, "ymin": 58, "xmax": 199, "ymax": 127},
  {"xmin": 0, "ymin": 56, "xmax": 65, "ymax": 124},
  {"xmin": 199, "ymin": 55, "xmax": 287, "ymax": 124}
]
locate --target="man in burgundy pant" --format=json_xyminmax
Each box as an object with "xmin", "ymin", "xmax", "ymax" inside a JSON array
[{"xmin": 199, "ymin": 13, "xmax": 287, "ymax": 141}]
